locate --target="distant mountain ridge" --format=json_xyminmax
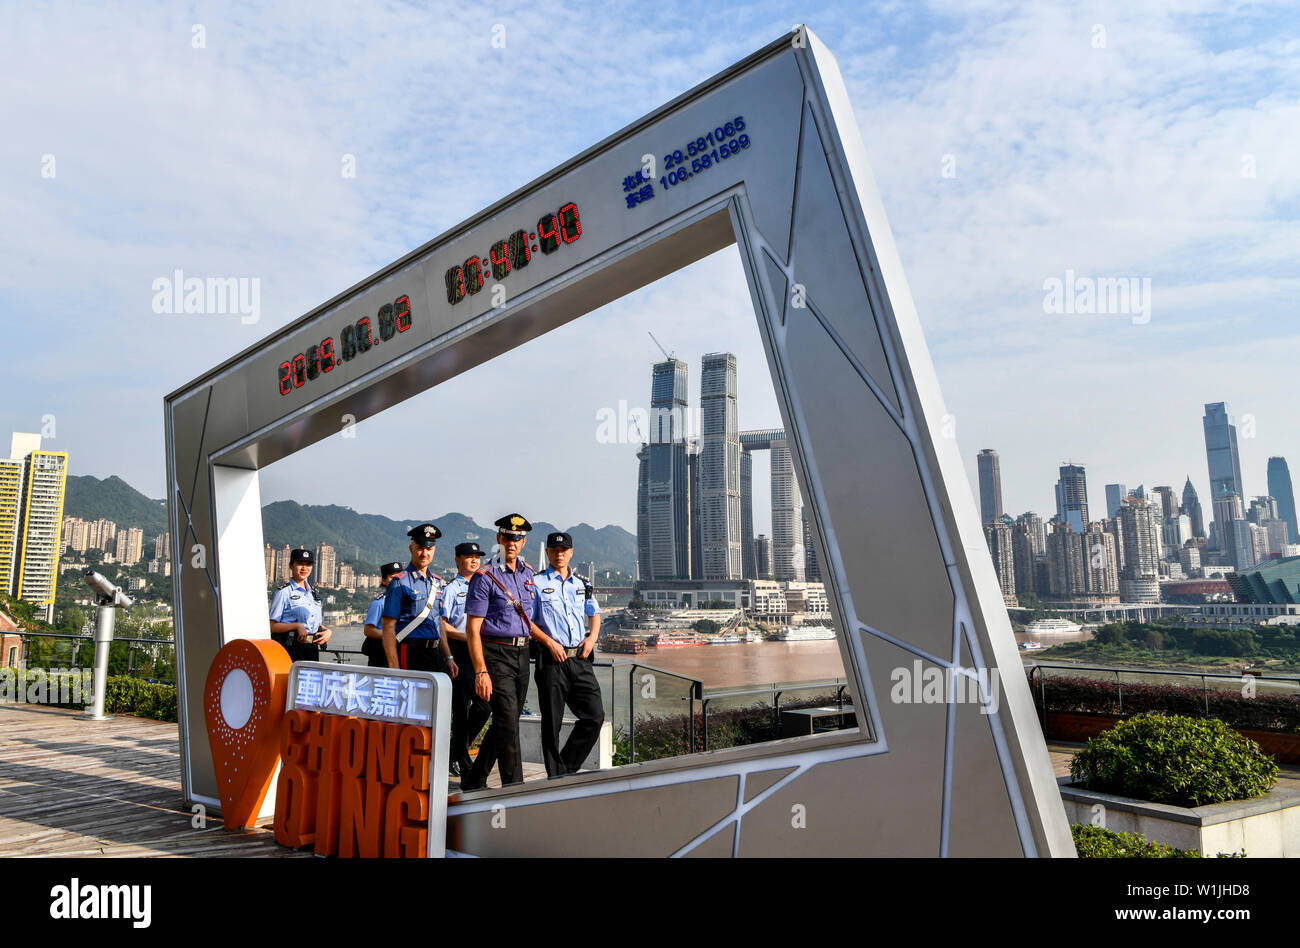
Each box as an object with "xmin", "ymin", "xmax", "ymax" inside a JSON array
[
  {"xmin": 62, "ymin": 475, "xmax": 636, "ymax": 575},
  {"xmin": 64, "ymin": 475, "xmax": 168, "ymax": 536}
]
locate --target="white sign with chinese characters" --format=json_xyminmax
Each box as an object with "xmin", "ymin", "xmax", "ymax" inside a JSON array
[
  {"xmin": 282, "ymin": 661, "xmax": 452, "ymax": 857},
  {"xmin": 287, "ymin": 664, "xmax": 436, "ymax": 726}
]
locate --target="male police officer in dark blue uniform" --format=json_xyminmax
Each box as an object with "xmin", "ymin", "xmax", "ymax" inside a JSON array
[
  {"xmin": 362, "ymin": 561, "xmax": 403, "ymax": 667},
  {"xmin": 532, "ymin": 532, "xmax": 604, "ymax": 777},
  {"xmin": 269, "ymin": 548, "xmax": 331, "ymax": 661},
  {"xmin": 441, "ymin": 541, "xmax": 493, "ymax": 785},
  {"xmin": 382, "ymin": 524, "xmax": 457, "ymax": 678},
  {"xmin": 464, "ymin": 514, "xmax": 566, "ymax": 789}
]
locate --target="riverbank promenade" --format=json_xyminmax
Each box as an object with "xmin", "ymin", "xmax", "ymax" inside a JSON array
[{"xmin": 5, "ymin": 701, "xmax": 1300, "ymax": 857}]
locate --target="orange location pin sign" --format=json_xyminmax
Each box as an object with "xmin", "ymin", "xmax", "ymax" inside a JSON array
[{"xmin": 204, "ymin": 639, "xmax": 292, "ymax": 829}]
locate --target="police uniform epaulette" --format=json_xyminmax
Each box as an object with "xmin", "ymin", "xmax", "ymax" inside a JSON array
[{"xmin": 393, "ymin": 571, "xmax": 406, "ymax": 579}]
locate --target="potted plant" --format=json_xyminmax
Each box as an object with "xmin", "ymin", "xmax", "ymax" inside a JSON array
[{"xmin": 1060, "ymin": 713, "xmax": 1295, "ymax": 857}]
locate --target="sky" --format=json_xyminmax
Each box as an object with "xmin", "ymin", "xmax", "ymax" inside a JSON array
[{"xmin": 2, "ymin": 0, "xmax": 1297, "ymax": 534}]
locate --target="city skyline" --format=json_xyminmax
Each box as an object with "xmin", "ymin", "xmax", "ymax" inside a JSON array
[{"xmin": 4, "ymin": 5, "xmax": 1297, "ymax": 539}]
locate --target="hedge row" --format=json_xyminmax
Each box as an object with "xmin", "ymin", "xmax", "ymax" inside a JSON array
[
  {"xmin": 1031, "ymin": 673, "xmax": 1300, "ymax": 733},
  {"xmin": 1071, "ymin": 824, "xmax": 1199, "ymax": 858},
  {"xmin": 0, "ymin": 670, "xmax": 177, "ymax": 722}
]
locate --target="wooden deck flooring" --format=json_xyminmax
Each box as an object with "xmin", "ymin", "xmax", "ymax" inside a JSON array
[{"xmin": 0, "ymin": 703, "xmax": 300, "ymax": 857}]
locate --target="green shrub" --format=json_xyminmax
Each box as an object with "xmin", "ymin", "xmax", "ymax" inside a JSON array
[
  {"xmin": 1070, "ymin": 713, "xmax": 1278, "ymax": 806},
  {"xmin": 1071, "ymin": 824, "xmax": 1199, "ymax": 858},
  {"xmin": 102, "ymin": 677, "xmax": 177, "ymax": 721}
]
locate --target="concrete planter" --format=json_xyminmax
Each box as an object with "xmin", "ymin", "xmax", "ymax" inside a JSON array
[{"xmin": 1059, "ymin": 777, "xmax": 1300, "ymax": 857}]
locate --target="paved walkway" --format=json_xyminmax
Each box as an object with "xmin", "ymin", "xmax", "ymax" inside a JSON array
[{"xmin": 4, "ymin": 704, "xmax": 1295, "ymax": 856}]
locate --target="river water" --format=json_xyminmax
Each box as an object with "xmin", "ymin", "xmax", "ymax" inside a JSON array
[{"xmin": 327, "ymin": 625, "xmax": 845, "ymax": 689}]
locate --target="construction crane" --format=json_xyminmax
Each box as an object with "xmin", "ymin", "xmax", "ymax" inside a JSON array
[{"xmin": 648, "ymin": 331, "xmax": 674, "ymax": 362}]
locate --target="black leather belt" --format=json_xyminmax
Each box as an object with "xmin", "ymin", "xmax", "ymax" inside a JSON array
[{"xmin": 484, "ymin": 635, "xmax": 530, "ymax": 648}]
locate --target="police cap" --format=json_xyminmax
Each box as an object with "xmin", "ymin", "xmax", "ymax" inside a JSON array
[
  {"xmin": 455, "ymin": 541, "xmax": 487, "ymax": 558},
  {"xmin": 380, "ymin": 561, "xmax": 403, "ymax": 581},
  {"xmin": 289, "ymin": 548, "xmax": 313, "ymax": 565},
  {"xmin": 494, "ymin": 513, "xmax": 532, "ymax": 539},
  {"xmin": 407, "ymin": 523, "xmax": 442, "ymax": 547},
  {"xmin": 546, "ymin": 532, "xmax": 573, "ymax": 549}
]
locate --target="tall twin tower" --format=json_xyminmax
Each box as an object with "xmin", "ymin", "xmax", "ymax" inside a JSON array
[{"xmin": 636, "ymin": 354, "xmax": 809, "ymax": 582}]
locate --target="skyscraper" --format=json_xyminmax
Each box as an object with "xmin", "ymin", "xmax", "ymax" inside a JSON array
[
  {"xmin": 984, "ymin": 521, "xmax": 1016, "ymax": 603},
  {"xmin": 315, "ymin": 543, "xmax": 337, "ymax": 587},
  {"xmin": 1016, "ymin": 511, "xmax": 1046, "ymax": 557},
  {"xmin": 1181, "ymin": 477, "xmax": 1206, "ymax": 539},
  {"xmin": 977, "ymin": 449, "xmax": 1003, "ymax": 526},
  {"xmin": 4, "ymin": 433, "xmax": 69, "ymax": 609},
  {"xmin": 1268, "ymin": 457, "xmax": 1298, "ymax": 548},
  {"xmin": 1011, "ymin": 522, "xmax": 1036, "ymax": 597},
  {"xmin": 1083, "ymin": 523, "xmax": 1119, "ymax": 595},
  {"xmin": 1203, "ymin": 403, "xmax": 1244, "ymax": 540},
  {"xmin": 1213, "ymin": 490, "xmax": 1246, "ymax": 567},
  {"xmin": 753, "ymin": 534, "xmax": 773, "ymax": 580},
  {"xmin": 1119, "ymin": 497, "xmax": 1162, "ymax": 580},
  {"xmin": 637, "ymin": 358, "xmax": 694, "ymax": 579},
  {"xmin": 1104, "ymin": 484, "xmax": 1128, "ymax": 519},
  {"xmin": 1055, "ymin": 463, "xmax": 1089, "ymax": 533},
  {"xmin": 740, "ymin": 450, "xmax": 755, "ymax": 578},
  {"xmin": 698, "ymin": 353, "xmax": 742, "ymax": 579},
  {"xmin": 803, "ymin": 508, "xmax": 822, "ymax": 582},
  {"xmin": 770, "ymin": 437, "xmax": 803, "ymax": 581},
  {"xmin": 1046, "ymin": 525, "xmax": 1086, "ymax": 598},
  {"xmin": 1151, "ymin": 486, "xmax": 1177, "ymax": 523}
]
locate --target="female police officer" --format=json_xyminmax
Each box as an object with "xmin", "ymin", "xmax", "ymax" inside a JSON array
[{"xmin": 269, "ymin": 548, "xmax": 332, "ymax": 661}]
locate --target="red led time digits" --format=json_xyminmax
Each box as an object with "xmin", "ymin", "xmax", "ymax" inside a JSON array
[{"xmin": 443, "ymin": 203, "xmax": 582, "ymax": 305}]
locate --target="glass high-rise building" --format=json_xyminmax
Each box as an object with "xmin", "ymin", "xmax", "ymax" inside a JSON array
[
  {"xmin": 1203, "ymin": 402, "xmax": 1245, "ymax": 528},
  {"xmin": 1182, "ymin": 477, "xmax": 1206, "ymax": 539},
  {"xmin": 1268, "ymin": 457, "xmax": 1298, "ymax": 548},
  {"xmin": 977, "ymin": 449, "xmax": 1002, "ymax": 526},
  {"xmin": 1104, "ymin": 483, "xmax": 1128, "ymax": 519},
  {"xmin": 637, "ymin": 358, "xmax": 694, "ymax": 579},
  {"xmin": 699, "ymin": 353, "xmax": 742, "ymax": 579},
  {"xmin": 1055, "ymin": 463, "xmax": 1089, "ymax": 533}
]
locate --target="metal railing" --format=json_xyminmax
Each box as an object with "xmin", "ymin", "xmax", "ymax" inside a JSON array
[
  {"xmin": 319, "ymin": 648, "xmax": 704, "ymax": 761},
  {"xmin": 1026, "ymin": 662, "xmax": 1300, "ymax": 732},
  {"xmin": 16, "ymin": 631, "xmax": 176, "ymax": 683},
  {"xmin": 699, "ymin": 677, "xmax": 852, "ymax": 751}
]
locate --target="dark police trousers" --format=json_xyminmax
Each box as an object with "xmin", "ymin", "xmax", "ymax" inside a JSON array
[
  {"xmin": 449, "ymin": 639, "xmax": 492, "ymax": 777},
  {"xmin": 398, "ymin": 638, "xmax": 445, "ymax": 673},
  {"xmin": 361, "ymin": 636, "xmax": 388, "ymax": 667},
  {"xmin": 534, "ymin": 647, "xmax": 604, "ymax": 778},
  {"xmin": 272, "ymin": 632, "xmax": 319, "ymax": 663},
  {"xmin": 469, "ymin": 638, "xmax": 530, "ymax": 787}
]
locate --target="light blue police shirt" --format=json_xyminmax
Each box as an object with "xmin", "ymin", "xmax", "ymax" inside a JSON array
[
  {"xmin": 269, "ymin": 579, "xmax": 322, "ymax": 635},
  {"xmin": 364, "ymin": 592, "xmax": 385, "ymax": 629},
  {"xmin": 531, "ymin": 566, "xmax": 599, "ymax": 648},
  {"xmin": 439, "ymin": 573, "xmax": 473, "ymax": 634}
]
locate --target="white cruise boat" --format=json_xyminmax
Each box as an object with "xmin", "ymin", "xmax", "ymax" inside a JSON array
[{"xmin": 776, "ymin": 625, "xmax": 836, "ymax": 641}]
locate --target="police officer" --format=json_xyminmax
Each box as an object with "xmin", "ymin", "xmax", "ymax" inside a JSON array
[
  {"xmin": 441, "ymin": 541, "xmax": 494, "ymax": 786},
  {"xmin": 382, "ymin": 524, "xmax": 457, "ymax": 678},
  {"xmin": 269, "ymin": 548, "xmax": 331, "ymax": 661},
  {"xmin": 531, "ymin": 532, "xmax": 604, "ymax": 778},
  {"xmin": 464, "ymin": 514, "xmax": 564, "ymax": 789},
  {"xmin": 362, "ymin": 561, "xmax": 403, "ymax": 667}
]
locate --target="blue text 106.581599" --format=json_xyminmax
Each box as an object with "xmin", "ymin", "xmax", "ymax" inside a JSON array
[
  {"xmin": 276, "ymin": 294, "xmax": 413, "ymax": 396},
  {"xmin": 443, "ymin": 203, "xmax": 583, "ymax": 306},
  {"xmin": 659, "ymin": 117, "xmax": 750, "ymax": 190}
]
